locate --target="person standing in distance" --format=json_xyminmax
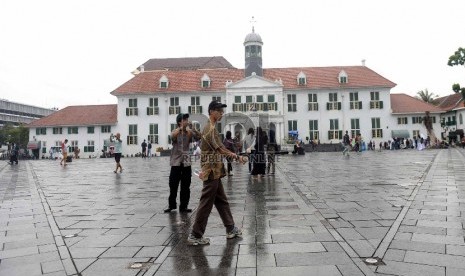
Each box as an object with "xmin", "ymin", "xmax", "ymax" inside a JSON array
[
  {"xmin": 164, "ymin": 113, "xmax": 201, "ymax": 213},
  {"xmin": 60, "ymin": 139, "xmax": 68, "ymax": 166},
  {"xmin": 187, "ymin": 101, "xmax": 246, "ymax": 245},
  {"xmin": 112, "ymin": 133, "xmax": 123, "ymax": 173}
]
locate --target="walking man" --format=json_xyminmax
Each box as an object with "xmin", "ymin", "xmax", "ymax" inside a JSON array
[
  {"xmin": 60, "ymin": 139, "xmax": 68, "ymax": 166},
  {"xmin": 164, "ymin": 113, "xmax": 201, "ymax": 213},
  {"xmin": 141, "ymin": 139, "xmax": 147, "ymax": 158},
  {"xmin": 342, "ymin": 131, "xmax": 350, "ymax": 156},
  {"xmin": 188, "ymin": 101, "xmax": 246, "ymax": 245},
  {"xmin": 112, "ymin": 133, "xmax": 123, "ymax": 173}
]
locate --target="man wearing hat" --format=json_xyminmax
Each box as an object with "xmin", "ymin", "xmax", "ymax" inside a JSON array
[
  {"xmin": 164, "ymin": 113, "xmax": 201, "ymax": 213},
  {"xmin": 187, "ymin": 101, "xmax": 246, "ymax": 245}
]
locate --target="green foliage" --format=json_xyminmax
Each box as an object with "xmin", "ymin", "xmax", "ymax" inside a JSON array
[
  {"xmin": 448, "ymin": 47, "xmax": 465, "ymax": 67},
  {"xmin": 0, "ymin": 123, "xmax": 29, "ymax": 147},
  {"xmin": 448, "ymin": 47, "xmax": 465, "ymax": 105},
  {"xmin": 416, "ymin": 89, "xmax": 437, "ymax": 103}
]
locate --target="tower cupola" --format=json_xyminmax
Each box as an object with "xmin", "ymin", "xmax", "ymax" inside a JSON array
[{"xmin": 244, "ymin": 25, "xmax": 263, "ymax": 77}]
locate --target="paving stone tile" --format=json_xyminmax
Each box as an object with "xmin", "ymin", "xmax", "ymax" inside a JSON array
[
  {"xmin": 134, "ymin": 246, "xmax": 164, "ymax": 258},
  {"xmin": 377, "ymin": 260, "xmax": 445, "ymax": 276},
  {"xmin": 0, "ymin": 262, "xmax": 42, "ymax": 276},
  {"xmin": 404, "ymin": 251, "xmax": 465, "ymax": 269},
  {"xmin": 271, "ymin": 232, "xmax": 335, "ymax": 243},
  {"xmin": 390, "ymin": 239, "xmax": 445, "ymax": 254},
  {"xmin": 100, "ymin": 246, "xmax": 142, "ymax": 258},
  {"xmin": 384, "ymin": 248, "xmax": 406, "ymax": 261},
  {"xmin": 81, "ymin": 258, "xmax": 146, "ymax": 276},
  {"xmin": 275, "ymin": 252, "xmax": 352, "ymax": 266},
  {"xmin": 336, "ymin": 263, "xmax": 365, "ymax": 276},
  {"xmin": 446, "ymin": 244, "xmax": 465, "ymax": 256},
  {"xmin": 258, "ymin": 265, "xmax": 341, "ymax": 276},
  {"xmin": 412, "ymin": 233, "xmax": 465, "ymax": 245},
  {"xmin": 41, "ymin": 259, "xmax": 64, "ymax": 274},
  {"xmin": 446, "ymin": 267, "xmax": 465, "ymax": 276}
]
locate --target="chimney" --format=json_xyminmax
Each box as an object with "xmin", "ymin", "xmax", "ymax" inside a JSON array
[
  {"xmin": 140, "ymin": 65, "xmax": 145, "ymax": 72},
  {"xmin": 361, "ymin": 59, "xmax": 366, "ymax": 66}
]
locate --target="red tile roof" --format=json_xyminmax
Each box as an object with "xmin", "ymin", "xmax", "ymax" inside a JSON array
[
  {"xmin": 390, "ymin": 93, "xmax": 443, "ymax": 114},
  {"xmin": 112, "ymin": 65, "xmax": 396, "ymax": 95},
  {"xmin": 432, "ymin": 93, "xmax": 464, "ymax": 110},
  {"xmin": 27, "ymin": 105, "xmax": 117, "ymax": 127}
]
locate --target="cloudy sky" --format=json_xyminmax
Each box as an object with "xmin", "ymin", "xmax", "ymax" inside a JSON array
[{"xmin": 1, "ymin": 0, "xmax": 464, "ymax": 109}]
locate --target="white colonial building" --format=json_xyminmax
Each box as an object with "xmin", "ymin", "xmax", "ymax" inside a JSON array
[{"xmin": 27, "ymin": 28, "xmax": 457, "ymax": 157}]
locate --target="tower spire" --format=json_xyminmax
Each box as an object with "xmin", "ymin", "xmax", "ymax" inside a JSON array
[{"xmin": 250, "ymin": 16, "xmax": 256, "ymax": 33}]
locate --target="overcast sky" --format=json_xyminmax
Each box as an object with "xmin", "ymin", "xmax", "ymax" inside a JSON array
[{"xmin": 1, "ymin": 0, "xmax": 464, "ymax": 109}]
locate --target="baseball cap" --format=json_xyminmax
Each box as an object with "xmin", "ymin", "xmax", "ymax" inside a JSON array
[
  {"xmin": 176, "ymin": 113, "xmax": 189, "ymax": 123},
  {"xmin": 208, "ymin": 100, "xmax": 227, "ymax": 112}
]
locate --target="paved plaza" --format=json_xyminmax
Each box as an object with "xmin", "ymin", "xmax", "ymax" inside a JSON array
[{"xmin": 1, "ymin": 148, "xmax": 465, "ymax": 276}]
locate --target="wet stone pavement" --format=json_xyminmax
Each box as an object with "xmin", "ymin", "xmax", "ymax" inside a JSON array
[{"xmin": 0, "ymin": 148, "xmax": 465, "ymax": 275}]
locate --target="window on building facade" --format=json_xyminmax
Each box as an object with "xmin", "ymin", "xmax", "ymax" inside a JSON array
[
  {"xmin": 201, "ymin": 74, "xmax": 211, "ymax": 88},
  {"xmin": 55, "ymin": 141, "xmax": 61, "ymax": 147},
  {"xmin": 159, "ymin": 75, "xmax": 169, "ymax": 88},
  {"xmin": 266, "ymin": 95, "xmax": 277, "ymax": 111},
  {"xmin": 101, "ymin": 125, "xmax": 111, "ymax": 133},
  {"xmin": 297, "ymin": 72, "xmax": 307, "ymax": 85},
  {"xmin": 235, "ymin": 96, "xmax": 241, "ymax": 103},
  {"xmin": 70, "ymin": 140, "xmax": 78, "ymax": 150},
  {"xmin": 87, "ymin": 126, "xmax": 94, "ymax": 134},
  {"xmin": 413, "ymin": 130, "xmax": 420, "ymax": 139},
  {"xmin": 36, "ymin": 128, "xmax": 46, "ymax": 135},
  {"xmin": 288, "ymin": 121, "xmax": 297, "ymax": 139},
  {"xmin": 126, "ymin": 98, "xmax": 138, "ymax": 116},
  {"xmin": 327, "ymin": 93, "xmax": 341, "ymax": 110},
  {"xmin": 168, "ymin": 124, "xmax": 177, "ymax": 144},
  {"xmin": 53, "ymin": 127, "xmax": 63, "ymax": 134},
  {"xmin": 371, "ymin": 117, "xmax": 383, "ymax": 138},
  {"xmin": 338, "ymin": 70, "xmax": 348, "ymax": 84},
  {"xmin": 147, "ymin": 98, "xmax": 159, "ymax": 115},
  {"xmin": 329, "ymin": 119, "xmax": 342, "ymax": 140},
  {"xmin": 308, "ymin": 93, "xmax": 318, "ymax": 111},
  {"xmin": 309, "ymin": 120, "xmax": 319, "ymax": 140},
  {"xmin": 68, "ymin": 127, "xmax": 78, "ymax": 134},
  {"xmin": 288, "ymin": 94, "xmax": 297, "ymax": 112},
  {"xmin": 127, "ymin": 124, "xmax": 138, "ymax": 145},
  {"xmin": 349, "ymin": 92, "xmax": 362, "ymax": 110},
  {"xmin": 370, "ymin": 92, "xmax": 383, "ymax": 109},
  {"xmin": 169, "ymin": 97, "xmax": 180, "ymax": 115},
  {"xmin": 412, "ymin": 116, "xmax": 423, "ymax": 124},
  {"xmin": 84, "ymin": 140, "xmax": 95, "ymax": 152},
  {"xmin": 397, "ymin": 117, "xmax": 408, "ymax": 124},
  {"xmin": 350, "ymin": 118, "xmax": 360, "ymax": 137},
  {"xmin": 460, "ymin": 114, "xmax": 463, "ymax": 125},
  {"xmin": 189, "ymin": 96, "xmax": 202, "ymax": 114},
  {"xmin": 42, "ymin": 141, "xmax": 47, "ymax": 154},
  {"xmin": 148, "ymin": 124, "xmax": 159, "ymax": 144},
  {"xmin": 256, "ymin": 95, "xmax": 263, "ymax": 102},
  {"xmin": 212, "ymin": 96, "xmax": 221, "ymax": 103}
]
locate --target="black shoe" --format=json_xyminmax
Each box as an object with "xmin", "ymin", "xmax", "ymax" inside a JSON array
[
  {"xmin": 164, "ymin": 208, "xmax": 175, "ymax": 213},
  {"xmin": 179, "ymin": 208, "xmax": 192, "ymax": 213}
]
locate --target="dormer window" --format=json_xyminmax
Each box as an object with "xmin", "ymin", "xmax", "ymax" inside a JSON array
[
  {"xmin": 159, "ymin": 75, "xmax": 169, "ymax": 88},
  {"xmin": 297, "ymin": 72, "xmax": 307, "ymax": 85},
  {"xmin": 201, "ymin": 74, "xmax": 211, "ymax": 88},
  {"xmin": 338, "ymin": 70, "xmax": 348, "ymax": 84}
]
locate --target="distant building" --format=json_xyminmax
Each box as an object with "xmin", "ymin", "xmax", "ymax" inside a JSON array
[
  {"xmin": 0, "ymin": 99, "xmax": 56, "ymax": 127},
  {"xmin": 27, "ymin": 28, "xmax": 461, "ymax": 157}
]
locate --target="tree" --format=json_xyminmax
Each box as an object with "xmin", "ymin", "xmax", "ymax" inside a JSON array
[
  {"xmin": 0, "ymin": 123, "xmax": 29, "ymax": 148},
  {"xmin": 416, "ymin": 89, "xmax": 437, "ymax": 103},
  {"xmin": 448, "ymin": 47, "xmax": 465, "ymax": 106}
]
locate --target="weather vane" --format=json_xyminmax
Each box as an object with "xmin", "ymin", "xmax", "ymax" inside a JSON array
[{"xmin": 250, "ymin": 16, "xmax": 256, "ymax": 32}]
